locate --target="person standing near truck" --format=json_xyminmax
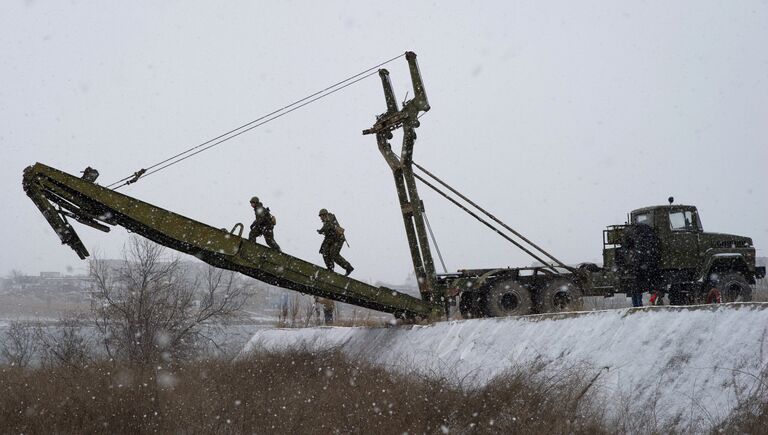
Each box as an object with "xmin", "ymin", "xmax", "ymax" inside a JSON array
[
  {"xmin": 317, "ymin": 208, "xmax": 353, "ymax": 276},
  {"xmin": 248, "ymin": 196, "xmax": 280, "ymax": 251},
  {"xmin": 705, "ymin": 287, "xmax": 721, "ymax": 304},
  {"xmin": 630, "ymin": 287, "xmax": 644, "ymax": 307}
]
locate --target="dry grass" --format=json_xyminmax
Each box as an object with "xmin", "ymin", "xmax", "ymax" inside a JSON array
[
  {"xmin": 0, "ymin": 348, "xmax": 608, "ymax": 434},
  {"xmin": 713, "ymin": 361, "xmax": 768, "ymax": 434},
  {"xmin": 752, "ymin": 281, "xmax": 768, "ymax": 302},
  {"xmin": 2, "ymin": 347, "xmax": 767, "ymax": 433}
]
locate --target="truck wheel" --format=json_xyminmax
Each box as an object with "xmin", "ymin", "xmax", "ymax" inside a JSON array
[
  {"xmin": 716, "ymin": 272, "xmax": 752, "ymax": 302},
  {"xmin": 539, "ymin": 278, "xmax": 584, "ymax": 313},
  {"xmin": 484, "ymin": 279, "xmax": 532, "ymax": 317}
]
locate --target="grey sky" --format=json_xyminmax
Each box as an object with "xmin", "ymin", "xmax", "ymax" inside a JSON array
[{"xmin": 2, "ymin": 1, "xmax": 767, "ymax": 283}]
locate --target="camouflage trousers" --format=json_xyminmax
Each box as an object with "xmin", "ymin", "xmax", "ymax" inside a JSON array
[
  {"xmin": 320, "ymin": 238, "xmax": 351, "ymax": 272},
  {"xmin": 249, "ymin": 225, "xmax": 281, "ymax": 251}
]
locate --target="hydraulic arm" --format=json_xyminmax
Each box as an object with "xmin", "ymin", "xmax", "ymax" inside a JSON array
[
  {"xmin": 23, "ymin": 163, "xmax": 442, "ymax": 319},
  {"xmin": 364, "ymin": 52, "xmax": 439, "ymax": 302}
]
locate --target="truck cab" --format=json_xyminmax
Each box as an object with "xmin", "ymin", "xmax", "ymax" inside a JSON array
[
  {"xmin": 631, "ymin": 205, "xmax": 703, "ymax": 271},
  {"xmin": 604, "ymin": 204, "xmax": 764, "ymax": 304}
]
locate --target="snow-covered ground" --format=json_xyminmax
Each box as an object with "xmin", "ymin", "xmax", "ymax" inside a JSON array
[{"xmin": 244, "ymin": 303, "xmax": 768, "ymax": 430}]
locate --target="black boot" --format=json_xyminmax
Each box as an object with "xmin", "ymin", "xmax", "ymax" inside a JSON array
[{"xmin": 344, "ymin": 266, "xmax": 354, "ymax": 276}]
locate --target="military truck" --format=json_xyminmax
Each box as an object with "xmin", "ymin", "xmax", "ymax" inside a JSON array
[
  {"xmin": 439, "ymin": 202, "xmax": 765, "ymax": 318},
  {"xmin": 603, "ymin": 202, "xmax": 764, "ymax": 305},
  {"xmin": 362, "ymin": 53, "xmax": 764, "ymax": 318},
  {"xmin": 23, "ymin": 52, "xmax": 765, "ymax": 321}
]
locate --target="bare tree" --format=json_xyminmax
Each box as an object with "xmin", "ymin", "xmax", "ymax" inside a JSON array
[
  {"xmin": 90, "ymin": 236, "xmax": 248, "ymax": 366},
  {"xmin": 193, "ymin": 264, "xmax": 255, "ymax": 356},
  {"xmin": 0, "ymin": 320, "xmax": 37, "ymax": 368},
  {"xmin": 288, "ymin": 293, "xmax": 301, "ymax": 326},
  {"xmin": 34, "ymin": 317, "xmax": 92, "ymax": 369},
  {"xmin": 275, "ymin": 292, "xmax": 319, "ymax": 327},
  {"xmin": 301, "ymin": 297, "xmax": 316, "ymax": 327},
  {"xmin": 8, "ymin": 269, "xmax": 25, "ymax": 281},
  {"xmin": 277, "ymin": 293, "xmax": 291, "ymax": 326}
]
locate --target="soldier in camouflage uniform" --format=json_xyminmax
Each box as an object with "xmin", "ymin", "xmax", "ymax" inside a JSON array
[
  {"xmin": 317, "ymin": 208, "xmax": 353, "ymax": 276},
  {"xmin": 248, "ymin": 196, "xmax": 280, "ymax": 251},
  {"xmin": 315, "ymin": 297, "xmax": 336, "ymax": 324}
]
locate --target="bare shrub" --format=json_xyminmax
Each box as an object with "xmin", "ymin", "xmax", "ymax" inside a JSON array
[
  {"xmin": 34, "ymin": 317, "xmax": 93, "ymax": 369},
  {"xmin": 0, "ymin": 320, "xmax": 37, "ymax": 368},
  {"xmin": 90, "ymin": 236, "xmax": 248, "ymax": 366},
  {"xmin": 276, "ymin": 293, "xmax": 316, "ymax": 327},
  {"xmin": 278, "ymin": 294, "xmax": 289, "ymax": 324},
  {"xmin": 715, "ymin": 363, "xmax": 768, "ymax": 433},
  {"xmin": 288, "ymin": 293, "xmax": 301, "ymax": 325},
  {"xmin": 611, "ymin": 374, "xmax": 680, "ymax": 434},
  {"xmin": 300, "ymin": 296, "xmax": 315, "ymax": 327},
  {"xmin": 753, "ymin": 279, "xmax": 768, "ymax": 302}
]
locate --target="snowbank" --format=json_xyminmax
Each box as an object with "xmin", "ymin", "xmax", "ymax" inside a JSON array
[{"xmin": 243, "ymin": 303, "xmax": 768, "ymax": 429}]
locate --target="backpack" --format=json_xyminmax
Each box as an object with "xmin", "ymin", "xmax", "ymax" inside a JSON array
[{"xmin": 330, "ymin": 216, "xmax": 343, "ymax": 236}]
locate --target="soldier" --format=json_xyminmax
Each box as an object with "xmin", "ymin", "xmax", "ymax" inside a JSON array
[
  {"xmin": 317, "ymin": 208, "xmax": 353, "ymax": 276},
  {"xmin": 248, "ymin": 196, "xmax": 281, "ymax": 251},
  {"xmin": 315, "ymin": 297, "xmax": 336, "ymax": 324}
]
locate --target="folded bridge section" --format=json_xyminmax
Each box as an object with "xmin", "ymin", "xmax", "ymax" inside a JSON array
[{"xmin": 23, "ymin": 163, "xmax": 442, "ymax": 319}]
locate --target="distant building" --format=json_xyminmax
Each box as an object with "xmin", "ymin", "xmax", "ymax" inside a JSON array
[
  {"xmin": 39, "ymin": 271, "xmax": 62, "ymax": 279},
  {"xmin": 2, "ymin": 271, "xmax": 93, "ymax": 295}
]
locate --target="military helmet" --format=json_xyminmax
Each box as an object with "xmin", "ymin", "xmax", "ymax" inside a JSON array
[
  {"xmin": 319, "ymin": 208, "xmax": 328, "ymax": 216},
  {"xmin": 250, "ymin": 196, "xmax": 259, "ymax": 204}
]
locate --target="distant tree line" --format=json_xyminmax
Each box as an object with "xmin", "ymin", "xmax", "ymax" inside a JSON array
[{"xmin": 0, "ymin": 236, "xmax": 254, "ymax": 368}]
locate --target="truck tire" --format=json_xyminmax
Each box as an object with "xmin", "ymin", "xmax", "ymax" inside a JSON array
[
  {"xmin": 484, "ymin": 279, "xmax": 532, "ymax": 317},
  {"xmin": 539, "ymin": 278, "xmax": 584, "ymax": 313},
  {"xmin": 716, "ymin": 272, "xmax": 752, "ymax": 302}
]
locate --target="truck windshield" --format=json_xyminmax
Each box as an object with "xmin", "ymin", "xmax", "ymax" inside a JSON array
[
  {"xmin": 633, "ymin": 212, "xmax": 653, "ymax": 226},
  {"xmin": 669, "ymin": 210, "xmax": 698, "ymax": 231}
]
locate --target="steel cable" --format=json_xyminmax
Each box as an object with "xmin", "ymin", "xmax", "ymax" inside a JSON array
[{"xmin": 108, "ymin": 52, "xmax": 406, "ymax": 189}]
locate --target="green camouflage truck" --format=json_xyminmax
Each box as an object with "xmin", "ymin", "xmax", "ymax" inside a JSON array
[
  {"xmin": 601, "ymin": 202, "xmax": 764, "ymax": 305},
  {"xmin": 440, "ymin": 202, "xmax": 764, "ymax": 318},
  {"xmin": 363, "ymin": 53, "xmax": 765, "ymax": 318}
]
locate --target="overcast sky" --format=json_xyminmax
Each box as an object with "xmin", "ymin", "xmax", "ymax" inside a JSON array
[{"xmin": 2, "ymin": 1, "xmax": 767, "ymax": 284}]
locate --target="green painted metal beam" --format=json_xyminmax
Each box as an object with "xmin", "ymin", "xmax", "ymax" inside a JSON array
[{"xmin": 23, "ymin": 163, "xmax": 443, "ymax": 319}]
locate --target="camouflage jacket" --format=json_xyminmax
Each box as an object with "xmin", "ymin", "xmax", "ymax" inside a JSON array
[
  {"xmin": 318, "ymin": 213, "xmax": 345, "ymax": 240},
  {"xmin": 251, "ymin": 202, "xmax": 275, "ymax": 229}
]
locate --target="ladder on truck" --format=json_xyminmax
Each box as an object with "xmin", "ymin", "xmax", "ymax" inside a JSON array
[{"xmin": 23, "ymin": 163, "xmax": 442, "ymax": 320}]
